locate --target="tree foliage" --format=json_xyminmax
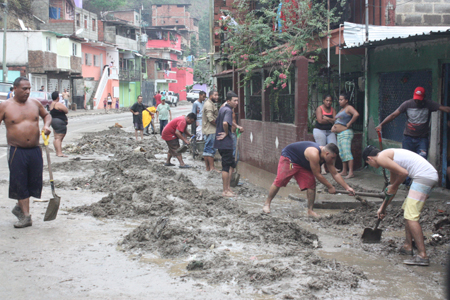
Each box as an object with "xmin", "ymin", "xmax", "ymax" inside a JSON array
[{"xmin": 220, "ymin": 0, "xmax": 345, "ymax": 89}]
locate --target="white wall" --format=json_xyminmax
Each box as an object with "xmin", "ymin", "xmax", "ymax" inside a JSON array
[{"xmin": 0, "ymin": 32, "xmax": 28, "ymax": 65}]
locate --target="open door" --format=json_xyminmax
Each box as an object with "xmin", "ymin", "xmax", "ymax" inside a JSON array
[{"xmin": 442, "ymin": 64, "xmax": 449, "ymax": 187}]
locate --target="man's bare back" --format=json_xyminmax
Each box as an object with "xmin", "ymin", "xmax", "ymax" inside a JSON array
[{"xmin": 0, "ymin": 79, "xmax": 51, "ymax": 147}]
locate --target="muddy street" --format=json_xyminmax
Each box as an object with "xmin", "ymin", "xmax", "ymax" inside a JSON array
[{"xmin": 0, "ymin": 107, "xmax": 447, "ymax": 299}]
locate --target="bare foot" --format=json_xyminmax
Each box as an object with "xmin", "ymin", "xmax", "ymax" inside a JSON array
[
  {"xmin": 344, "ymin": 174, "xmax": 354, "ymax": 179},
  {"xmin": 262, "ymin": 205, "xmax": 271, "ymax": 214},
  {"xmin": 222, "ymin": 191, "xmax": 235, "ymax": 197},
  {"xmin": 57, "ymin": 154, "xmax": 68, "ymax": 157},
  {"xmin": 307, "ymin": 210, "xmax": 319, "ymax": 218},
  {"xmin": 339, "ymin": 172, "xmax": 348, "ymax": 177}
]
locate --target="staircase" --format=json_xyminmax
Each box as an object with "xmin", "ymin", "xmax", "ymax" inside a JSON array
[{"xmin": 93, "ymin": 67, "xmax": 109, "ymax": 109}]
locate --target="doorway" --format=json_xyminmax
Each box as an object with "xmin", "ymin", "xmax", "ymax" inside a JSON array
[{"xmin": 442, "ymin": 64, "xmax": 450, "ymax": 187}]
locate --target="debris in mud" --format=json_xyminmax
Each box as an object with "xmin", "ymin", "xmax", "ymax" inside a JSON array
[{"xmin": 64, "ymin": 127, "xmax": 368, "ymax": 297}]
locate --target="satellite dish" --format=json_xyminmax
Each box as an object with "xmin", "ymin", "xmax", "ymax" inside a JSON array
[{"xmin": 76, "ymin": 28, "xmax": 84, "ymax": 35}]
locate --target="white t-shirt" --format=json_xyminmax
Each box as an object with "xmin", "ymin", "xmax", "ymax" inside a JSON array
[{"xmin": 387, "ymin": 148, "xmax": 438, "ymax": 182}]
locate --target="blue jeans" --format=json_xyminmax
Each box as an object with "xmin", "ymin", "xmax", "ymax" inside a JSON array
[
  {"xmin": 402, "ymin": 135, "xmax": 429, "ymax": 185},
  {"xmin": 160, "ymin": 119, "xmax": 168, "ymax": 135},
  {"xmin": 203, "ymin": 134, "xmax": 216, "ymax": 157}
]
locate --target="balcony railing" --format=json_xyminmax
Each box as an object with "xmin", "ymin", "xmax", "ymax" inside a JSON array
[
  {"xmin": 119, "ymin": 68, "xmax": 141, "ymax": 81},
  {"xmin": 57, "ymin": 55, "xmax": 70, "ymax": 70}
]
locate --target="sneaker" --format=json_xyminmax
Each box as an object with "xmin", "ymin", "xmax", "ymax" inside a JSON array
[
  {"xmin": 11, "ymin": 205, "xmax": 25, "ymax": 221},
  {"xmin": 14, "ymin": 215, "xmax": 32, "ymax": 228},
  {"xmin": 399, "ymin": 247, "xmax": 413, "ymax": 256},
  {"xmin": 403, "ymin": 255, "xmax": 429, "ymax": 266}
]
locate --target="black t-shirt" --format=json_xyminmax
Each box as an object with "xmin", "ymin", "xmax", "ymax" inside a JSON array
[{"xmin": 130, "ymin": 102, "xmax": 147, "ymax": 124}]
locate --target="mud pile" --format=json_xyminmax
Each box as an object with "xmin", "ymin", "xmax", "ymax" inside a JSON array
[{"xmin": 66, "ymin": 127, "xmax": 367, "ymax": 297}]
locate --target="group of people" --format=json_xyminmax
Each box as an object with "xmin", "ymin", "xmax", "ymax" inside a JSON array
[
  {"xmin": 103, "ymin": 93, "xmax": 119, "ymax": 111},
  {"xmin": 312, "ymin": 93, "xmax": 359, "ymax": 178},
  {"xmin": 263, "ymin": 86, "xmax": 450, "ymax": 266}
]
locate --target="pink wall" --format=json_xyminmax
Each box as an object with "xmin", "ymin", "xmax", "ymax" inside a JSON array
[
  {"xmin": 81, "ymin": 44, "xmax": 106, "ymax": 80},
  {"xmin": 146, "ymin": 34, "xmax": 182, "ymax": 51},
  {"xmin": 96, "ymin": 79, "xmax": 119, "ymax": 109},
  {"xmin": 170, "ymin": 53, "xmax": 178, "ymax": 60},
  {"xmin": 169, "ymin": 67, "xmax": 193, "ymax": 101}
]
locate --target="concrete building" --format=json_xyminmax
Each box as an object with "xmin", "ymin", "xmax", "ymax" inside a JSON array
[{"xmin": 0, "ymin": 30, "xmax": 82, "ymax": 104}]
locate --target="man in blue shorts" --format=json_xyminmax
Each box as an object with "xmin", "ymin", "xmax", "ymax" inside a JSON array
[{"xmin": 0, "ymin": 77, "xmax": 52, "ymax": 228}]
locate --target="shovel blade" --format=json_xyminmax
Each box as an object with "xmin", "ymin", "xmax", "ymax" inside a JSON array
[
  {"xmin": 230, "ymin": 172, "xmax": 240, "ymax": 188},
  {"xmin": 44, "ymin": 195, "xmax": 61, "ymax": 221},
  {"xmin": 361, "ymin": 227, "xmax": 383, "ymax": 243},
  {"xmin": 176, "ymin": 145, "xmax": 188, "ymax": 154}
]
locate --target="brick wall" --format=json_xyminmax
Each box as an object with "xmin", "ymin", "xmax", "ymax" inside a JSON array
[
  {"xmin": 111, "ymin": 11, "xmax": 137, "ymax": 25},
  {"xmin": 152, "ymin": 4, "xmax": 191, "ymax": 28},
  {"xmin": 71, "ymin": 56, "xmax": 82, "ymax": 74},
  {"xmin": 147, "ymin": 59, "xmax": 156, "ymax": 80},
  {"xmin": 28, "ymin": 51, "xmax": 57, "ymax": 73},
  {"xmin": 97, "ymin": 20, "xmax": 104, "ymax": 42},
  {"xmin": 396, "ymin": 0, "xmax": 450, "ymax": 25}
]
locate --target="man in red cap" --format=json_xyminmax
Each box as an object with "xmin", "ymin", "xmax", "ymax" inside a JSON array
[{"xmin": 376, "ymin": 87, "xmax": 450, "ymax": 165}]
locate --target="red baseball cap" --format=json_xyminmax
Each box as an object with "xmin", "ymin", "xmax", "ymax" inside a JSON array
[{"xmin": 413, "ymin": 87, "xmax": 425, "ymax": 100}]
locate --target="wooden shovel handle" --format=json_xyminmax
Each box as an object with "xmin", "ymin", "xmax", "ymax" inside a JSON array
[{"xmin": 333, "ymin": 189, "xmax": 385, "ymax": 199}]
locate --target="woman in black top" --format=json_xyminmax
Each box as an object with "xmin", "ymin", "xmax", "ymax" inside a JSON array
[{"xmin": 50, "ymin": 91, "xmax": 69, "ymax": 157}]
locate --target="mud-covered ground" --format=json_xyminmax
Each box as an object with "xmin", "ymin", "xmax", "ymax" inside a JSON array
[{"xmin": 56, "ymin": 127, "xmax": 369, "ymax": 299}]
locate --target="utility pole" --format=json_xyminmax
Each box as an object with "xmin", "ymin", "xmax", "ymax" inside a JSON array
[
  {"xmin": 209, "ymin": 0, "xmax": 214, "ymax": 73},
  {"xmin": 2, "ymin": 0, "xmax": 8, "ymax": 83},
  {"xmin": 327, "ymin": 0, "xmax": 330, "ymax": 93}
]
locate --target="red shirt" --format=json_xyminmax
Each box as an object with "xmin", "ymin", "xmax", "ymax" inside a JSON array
[
  {"xmin": 161, "ymin": 115, "xmax": 187, "ymax": 141},
  {"xmin": 154, "ymin": 94, "xmax": 162, "ymax": 107}
]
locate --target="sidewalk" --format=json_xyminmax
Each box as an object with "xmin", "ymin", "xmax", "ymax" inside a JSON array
[{"xmin": 289, "ymin": 169, "xmax": 450, "ymax": 209}]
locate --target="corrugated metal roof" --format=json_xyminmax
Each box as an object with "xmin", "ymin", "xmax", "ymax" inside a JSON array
[{"xmin": 344, "ymin": 21, "xmax": 450, "ymax": 48}]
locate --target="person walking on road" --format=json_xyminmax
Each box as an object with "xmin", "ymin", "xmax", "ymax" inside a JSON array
[
  {"xmin": 214, "ymin": 91, "xmax": 240, "ymax": 197},
  {"xmin": 192, "ymin": 91, "xmax": 206, "ymax": 141},
  {"xmin": 331, "ymin": 93, "xmax": 359, "ymax": 179},
  {"xmin": 154, "ymin": 91, "xmax": 162, "ymax": 107},
  {"xmin": 156, "ymin": 98, "xmax": 172, "ymax": 135},
  {"xmin": 263, "ymin": 141, "xmax": 355, "ymax": 217},
  {"xmin": 363, "ymin": 145, "xmax": 439, "ymax": 266},
  {"xmin": 161, "ymin": 113, "xmax": 196, "ymax": 168},
  {"xmin": 0, "ymin": 77, "xmax": 52, "ymax": 228},
  {"xmin": 107, "ymin": 93, "xmax": 113, "ymax": 109},
  {"xmin": 202, "ymin": 90, "xmax": 219, "ymax": 172},
  {"xmin": 130, "ymin": 95, "xmax": 152, "ymax": 142},
  {"xmin": 49, "ymin": 91, "xmax": 69, "ymax": 157},
  {"xmin": 313, "ymin": 95, "xmax": 336, "ymax": 174},
  {"xmin": 62, "ymin": 89, "xmax": 70, "ymax": 108}
]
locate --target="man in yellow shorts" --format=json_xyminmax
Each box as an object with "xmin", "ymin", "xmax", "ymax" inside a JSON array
[{"xmin": 363, "ymin": 145, "xmax": 438, "ymax": 266}]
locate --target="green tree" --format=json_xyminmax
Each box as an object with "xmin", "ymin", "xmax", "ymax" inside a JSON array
[
  {"xmin": 189, "ymin": 35, "xmax": 200, "ymax": 57},
  {"xmin": 83, "ymin": 0, "xmax": 126, "ymax": 14},
  {"xmin": 198, "ymin": 14, "xmax": 210, "ymax": 52}
]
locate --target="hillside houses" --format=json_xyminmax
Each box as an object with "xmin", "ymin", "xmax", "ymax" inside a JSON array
[{"xmin": 0, "ymin": 1, "xmax": 198, "ymax": 108}]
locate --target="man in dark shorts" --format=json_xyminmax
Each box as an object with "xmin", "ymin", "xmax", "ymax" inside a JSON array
[
  {"xmin": 263, "ymin": 141, "xmax": 355, "ymax": 217},
  {"xmin": 0, "ymin": 77, "xmax": 52, "ymax": 228},
  {"xmin": 214, "ymin": 91, "xmax": 239, "ymax": 197},
  {"xmin": 161, "ymin": 113, "xmax": 196, "ymax": 168},
  {"xmin": 130, "ymin": 95, "xmax": 152, "ymax": 142}
]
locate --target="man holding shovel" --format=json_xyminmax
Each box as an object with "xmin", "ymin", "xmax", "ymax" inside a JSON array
[
  {"xmin": 362, "ymin": 145, "xmax": 438, "ymax": 266},
  {"xmin": 161, "ymin": 113, "xmax": 196, "ymax": 168},
  {"xmin": 0, "ymin": 77, "xmax": 52, "ymax": 228},
  {"xmin": 262, "ymin": 141, "xmax": 355, "ymax": 217}
]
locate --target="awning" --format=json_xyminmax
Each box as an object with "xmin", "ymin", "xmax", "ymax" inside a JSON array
[{"xmin": 344, "ymin": 21, "xmax": 450, "ymax": 48}]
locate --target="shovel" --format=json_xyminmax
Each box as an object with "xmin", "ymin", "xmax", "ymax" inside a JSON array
[
  {"xmin": 176, "ymin": 135, "xmax": 195, "ymax": 154},
  {"xmin": 333, "ymin": 189, "xmax": 384, "ymax": 199},
  {"xmin": 361, "ymin": 189, "xmax": 395, "ymax": 243},
  {"xmin": 230, "ymin": 129, "xmax": 241, "ymax": 188},
  {"xmin": 41, "ymin": 131, "xmax": 61, "ymax": 221}
]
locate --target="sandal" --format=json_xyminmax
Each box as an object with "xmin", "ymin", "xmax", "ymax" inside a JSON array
[
  {"xmin": 179, "ymin": 165, "xmax": 191, "ymax": 169},
  {"xmin": 403, "ymin": 255, "xmax": 429, "ymax": 266},
  {"xmin": 164, "ymin": 163, "xmax": 175, "ymax": 167}
]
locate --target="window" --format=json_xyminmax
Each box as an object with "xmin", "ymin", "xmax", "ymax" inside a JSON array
[
  {"xmin": 46, "ymin": 37, "xmax": 51, "ymax": 51},
  {"xmin": 93, "ymin": 55, "xmax": 99, "ymax": 67},
  {"xmin": 85, "ymin": 53, "xmax": 92, "ymax": 66},
  {"xmin": 84, "ymin": 15, "xmax": 88, "ymax": 29},
  {"xmin": 141, "ymin": 59, "xmax": 146, "ymax": 73},
  {"xmin": 92, "ymin": 18, "xmax": 96, "ymax": 31},
  {"xmin": 76, "ymin": 13, "xmax": 80, "ymax": 27},
  {"xmin": 72, "ymin": 43, "xmax": 77, "ymax": 56}
]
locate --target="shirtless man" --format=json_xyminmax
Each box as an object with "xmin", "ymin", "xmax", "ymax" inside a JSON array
[
  {"xmin": 0, "ymin": 77, "xmax": 52, "ymax": 228},
  {"xmin": 263, "ymin": 141, "xmax": 355, "ymax": 217},
  {"xmin": 363, "ymin": 145, "xmax": 438, "ymax": 266}
]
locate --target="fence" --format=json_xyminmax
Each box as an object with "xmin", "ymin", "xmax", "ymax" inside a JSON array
[
  {"xmin": 308, "ymin": 68, "xmax": 365, "ymax": 132},
  {"xmin": 244, "ymin": 74, "xmax": 263, "ymax": 121},
  {"xmin": 378, "ymin": 70, "xmax": 432, "ymax": 142}
]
